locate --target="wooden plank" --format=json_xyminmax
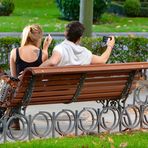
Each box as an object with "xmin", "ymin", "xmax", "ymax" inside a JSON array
[
  {"xmin": 33, "ymin": 79, "xmax": 79, "ymax": 86},
  {"xmin": 24, "ymin": 62, "xmax": 148, "ymax": 75},
  {"xmin": 81, "ymin": 85, "xmax": 124, "ymax": 93},
  {"xmin": 86, "ymin": 71, "xmax": 131, "ymax": 77},
  {"xmin": 21, "ymin": 89, "xmax": 76, "ymax": 98},
  {"xmin": 34, "ymin": 73, "xmax": 82, "ymax": 80},
  {"xmin": 78, "ymin": 92, "xmax": 121, "ymax": 100}
]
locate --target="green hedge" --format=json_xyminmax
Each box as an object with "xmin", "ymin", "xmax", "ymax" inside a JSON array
[
  {"xmin": 107, "ymin": 2, "xmax": 125, "ymax": 16},
  {"xmin": 139, "ymin": 7, "xmax": 148, "ymax": 17},
  {"xmin": 81, "ymin": 37, "xmax": 148, "ymax": 63},
  {"xmin": 0, "ymin": 0, "xmax": 15, "ymax": 16},
  {"xmin": 0, "ymin": 37, "xmax": 20, "ymax": 70},
  {"xmin": 108, "ymin": 1, "xmax": 148, "ymax": 17},
  {"xmin": 141, "ymin": 2, "xmax": 148, "ymax": 7},
  {"xmin": 55, "ymin": 0, "xmax": 111, "ymax": 21},
  {"xmin": 0, "ymin": 36, "xmax": 148, "ymax": 70},
  {"xmin": 124, "ymin": 0, "xmax": 141, "ymax": 17}
]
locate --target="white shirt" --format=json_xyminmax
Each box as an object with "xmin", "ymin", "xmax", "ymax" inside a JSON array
[{"xmin": 53, "ymin": 39, "xmax": 92, "ymax": 66}]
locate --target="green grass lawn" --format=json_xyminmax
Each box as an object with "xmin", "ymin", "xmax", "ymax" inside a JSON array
[
  {"xmin": 0, "ymin": 131, "xmax": 148, "ymax": 148},
  {"xmin": 95, "ymin": 13, "xmax": 148, "ymax": 32},
  {"xmin": 0, "ymin": 0, "xmax": 68, "ymax": 32},
  {"xmin": 0, "ymin": 0, "xmax": 147, "ymax": 32}
]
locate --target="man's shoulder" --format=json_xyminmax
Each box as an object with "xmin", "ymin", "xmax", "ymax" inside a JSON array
[{"xmin": 55, "ymin": 40, "xmax": 66, "ymax": 48}]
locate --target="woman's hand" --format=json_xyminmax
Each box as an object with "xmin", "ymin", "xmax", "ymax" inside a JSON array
[{"xmin": 43, "ymin": 34, "xmax": 53, "ymax": 51}]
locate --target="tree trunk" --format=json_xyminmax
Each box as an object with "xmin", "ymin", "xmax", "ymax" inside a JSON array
[{"xmin": 79, "ymin": 0, "xmax": 93, "ymax": 37}]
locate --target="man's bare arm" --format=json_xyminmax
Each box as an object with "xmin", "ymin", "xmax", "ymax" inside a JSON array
[
  {"xmin": 40, "ymin": 51, "xmax": 61, "ymax": 67},
  {"xmin": 91, "ymin": 36, "xmax": 115, "ymax": 64}
]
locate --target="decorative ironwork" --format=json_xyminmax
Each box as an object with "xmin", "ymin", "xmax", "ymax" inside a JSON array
[
  {"xmin": 121, "ymin": 105, "xmax": 140, "ymax": 129},
  {"xmin": 140, "ymin": 105, "xmax": 148, "ymax": 128},
  {"xmin": 21, "ymin": 75, "xmax": 36, "ymax": 108},
  {"xmin": 98, "ymin": 99, "xmax": 120, "ymax": 111},
  {"xmin": 0, "ymin": 104, "xmax": 147, "ymax": 143},
  {"xmin": 72, "ymin": 73, "xmax": 86, "ymax": 102},
  {"xmin": 133, "ymin": 81, "xmax": 148, "ymax": 105},
  {"xmin": 97, "ymin": 71, "xmax": 137, "ymax": 109},
  {"xmin": 78, "ymin": 107, "xmax": 98, "ymax": 133},
  {"xmin": 99, "ymin": 106, "xmax": 120, "ymax": 131},
  {"xmin": 118, "ymin": 70, "xmax": 136, "ymax": 109}
]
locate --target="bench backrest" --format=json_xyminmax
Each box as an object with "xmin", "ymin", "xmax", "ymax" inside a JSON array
[{"xmin": 4, "ymin": 62, "xmax": 148, "ymax": 108}]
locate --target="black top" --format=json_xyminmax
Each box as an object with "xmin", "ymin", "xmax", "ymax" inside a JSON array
[{"xmin": 16, "ymin": 48, "xmax": 42, "ymax": 76}]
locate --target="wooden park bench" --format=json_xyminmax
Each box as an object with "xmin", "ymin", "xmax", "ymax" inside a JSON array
[{"xmin": 1, "ymin": 62, "xmax": 148, "ymax": 117}]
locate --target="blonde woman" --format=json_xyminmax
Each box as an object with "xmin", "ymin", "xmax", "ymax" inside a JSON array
[
  {"xmin": 10, "ymin": 24, "xmax": 52, "ymax": 78},
  {"xmin": 9, "ymin": 24, "xmax": 52, "ymax": 130}
]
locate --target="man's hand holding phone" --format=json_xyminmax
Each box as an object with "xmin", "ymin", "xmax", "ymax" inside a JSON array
[{"xmin": 103, "ymin": 36, "xmax": 115, "ymax": 49}]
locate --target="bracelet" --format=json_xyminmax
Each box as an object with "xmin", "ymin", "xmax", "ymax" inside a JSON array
[{"xmin": 107, "ymin": 45, "xmax": 113, "ymax": 49}]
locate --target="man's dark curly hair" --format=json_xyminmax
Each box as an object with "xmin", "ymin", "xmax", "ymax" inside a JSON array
[{"xmin": 65, "ymin": 21, "xmax": 85, "ymax": 43}]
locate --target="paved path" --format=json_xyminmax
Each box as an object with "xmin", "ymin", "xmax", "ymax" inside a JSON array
[{"xmin": 0, "ymin": 32, "xmax": 148, "ymax": 40}]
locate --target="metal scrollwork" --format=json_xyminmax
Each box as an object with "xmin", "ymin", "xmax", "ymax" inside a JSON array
[
  {"xmin": 141, "ymin": 105, "xmax": 148, "ymax": 128},
  {"xmin": 98, "ymin": 99, "xmax": 119, "ymax": 110},
  {"xmin": 6, "ymin": 114, "xmax": 28, "ymax": 141},
  {"xmin": 133, "ymin": 82, "xmax": 148, "ymax": 105},
  {"xmin": 78, "ymin": 107, "xmax": 98, "ymax": 133},
  {"xmin": 31, "ymin": 112, "xmax": 52, "ymax": 138},
  {"xmin": 99, "ymin": 106, "xmax": 120, "ymax": 131},
  {"xmin": 121, "ymin": 105, "xmax": 140, "ymax": 129},
  {"xmin": 0, "ymin": 104, "xmax": 147, "ymax": 143},
  {"xmin": 98, "ymin": 71, "xmax": 137, "ymax": 110},
  {"xmin": 55, "ymin": 109, "xmax": 75, "ymax": 136}
]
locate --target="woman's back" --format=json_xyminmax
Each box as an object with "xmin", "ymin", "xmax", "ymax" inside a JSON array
[
  {"xmin": 15, "ymin": 45, "xmax": 42, "ymax": 76},
  {"xmin": 10, "ymin": 24, "xmax": 52, "ymax": 78}
]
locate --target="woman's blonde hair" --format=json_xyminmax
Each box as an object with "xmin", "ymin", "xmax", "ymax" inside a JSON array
[{"xmin": 21, "ymin": 24, "xmax": 43, "ymax": 47}]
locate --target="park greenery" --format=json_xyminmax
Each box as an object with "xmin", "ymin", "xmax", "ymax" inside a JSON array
[
  {"xmin": 0, "ymin": 131, "xmax": 148, "ymax": 148},
  {"xmin": 0, "ymin": 0, "xmax": 147, "ymax": 32},
  {"xmin": 0, "ymin": 0, "xmax": 148, "ymax": 70},
  {"xmin": 0, "ymin": 0, "xmax": 15, "ymax": 16},
  {"xmin": 56, "ymin": 0, "xmax": 111, "ymax": 21},
  {"xmin": 110, "ymin": 0, "xmax": 148, "ymax": 17},
  {"xmin": 0, "ymin": 0, "xmax": 148, "ymax": 147},
  {"xmin": 0, "ymin": 36, "xmax": 148, "ymax": 70}
]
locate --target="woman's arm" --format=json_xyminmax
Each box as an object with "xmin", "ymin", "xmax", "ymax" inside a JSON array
[{"xmin": 10, "ymin": 48, "xmax": 17, "ymax": 77}]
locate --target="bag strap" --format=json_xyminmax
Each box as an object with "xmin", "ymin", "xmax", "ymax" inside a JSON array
[{"xmin": 9, "ymin": 76, "xmax": 20, "ymax": 82}]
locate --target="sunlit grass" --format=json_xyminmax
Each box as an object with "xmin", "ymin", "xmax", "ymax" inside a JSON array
[
  {"xmin": 0, "ymin": 0, "xmax": 147, "ymax": 32},
  {"xmin": 0, "ymin": 0, "xmax": 68, "ymax": 32},
  {"xmin": 94, "ymin": 13, "xmax": 148, "ymax": 32},
  {"xmin": 0, "ymin": 131, "xmax": 148, "ymax": 148}
]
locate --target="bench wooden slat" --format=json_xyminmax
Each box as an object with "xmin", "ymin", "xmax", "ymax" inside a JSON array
[
  {"xmin": 17, "ymin": 79, "xmax": 132, "ymax": 94},
  {"xmin": 11, "ymin": 91, "xmax": 121, "ymax": 105},
  {"xmin": 16, "ymin": 85, "xmax": 124, "ymax": 99},
  {"xmin": 14, "ymin": 81, "xmax": 136, "ymax": 101},
  {"xmin": 24, "ymin": 62, "xmax": 148, "ymax": 75},
  {"xmin": 16, "ymin": 78, "xmax": 130, "ymax": 96}
]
